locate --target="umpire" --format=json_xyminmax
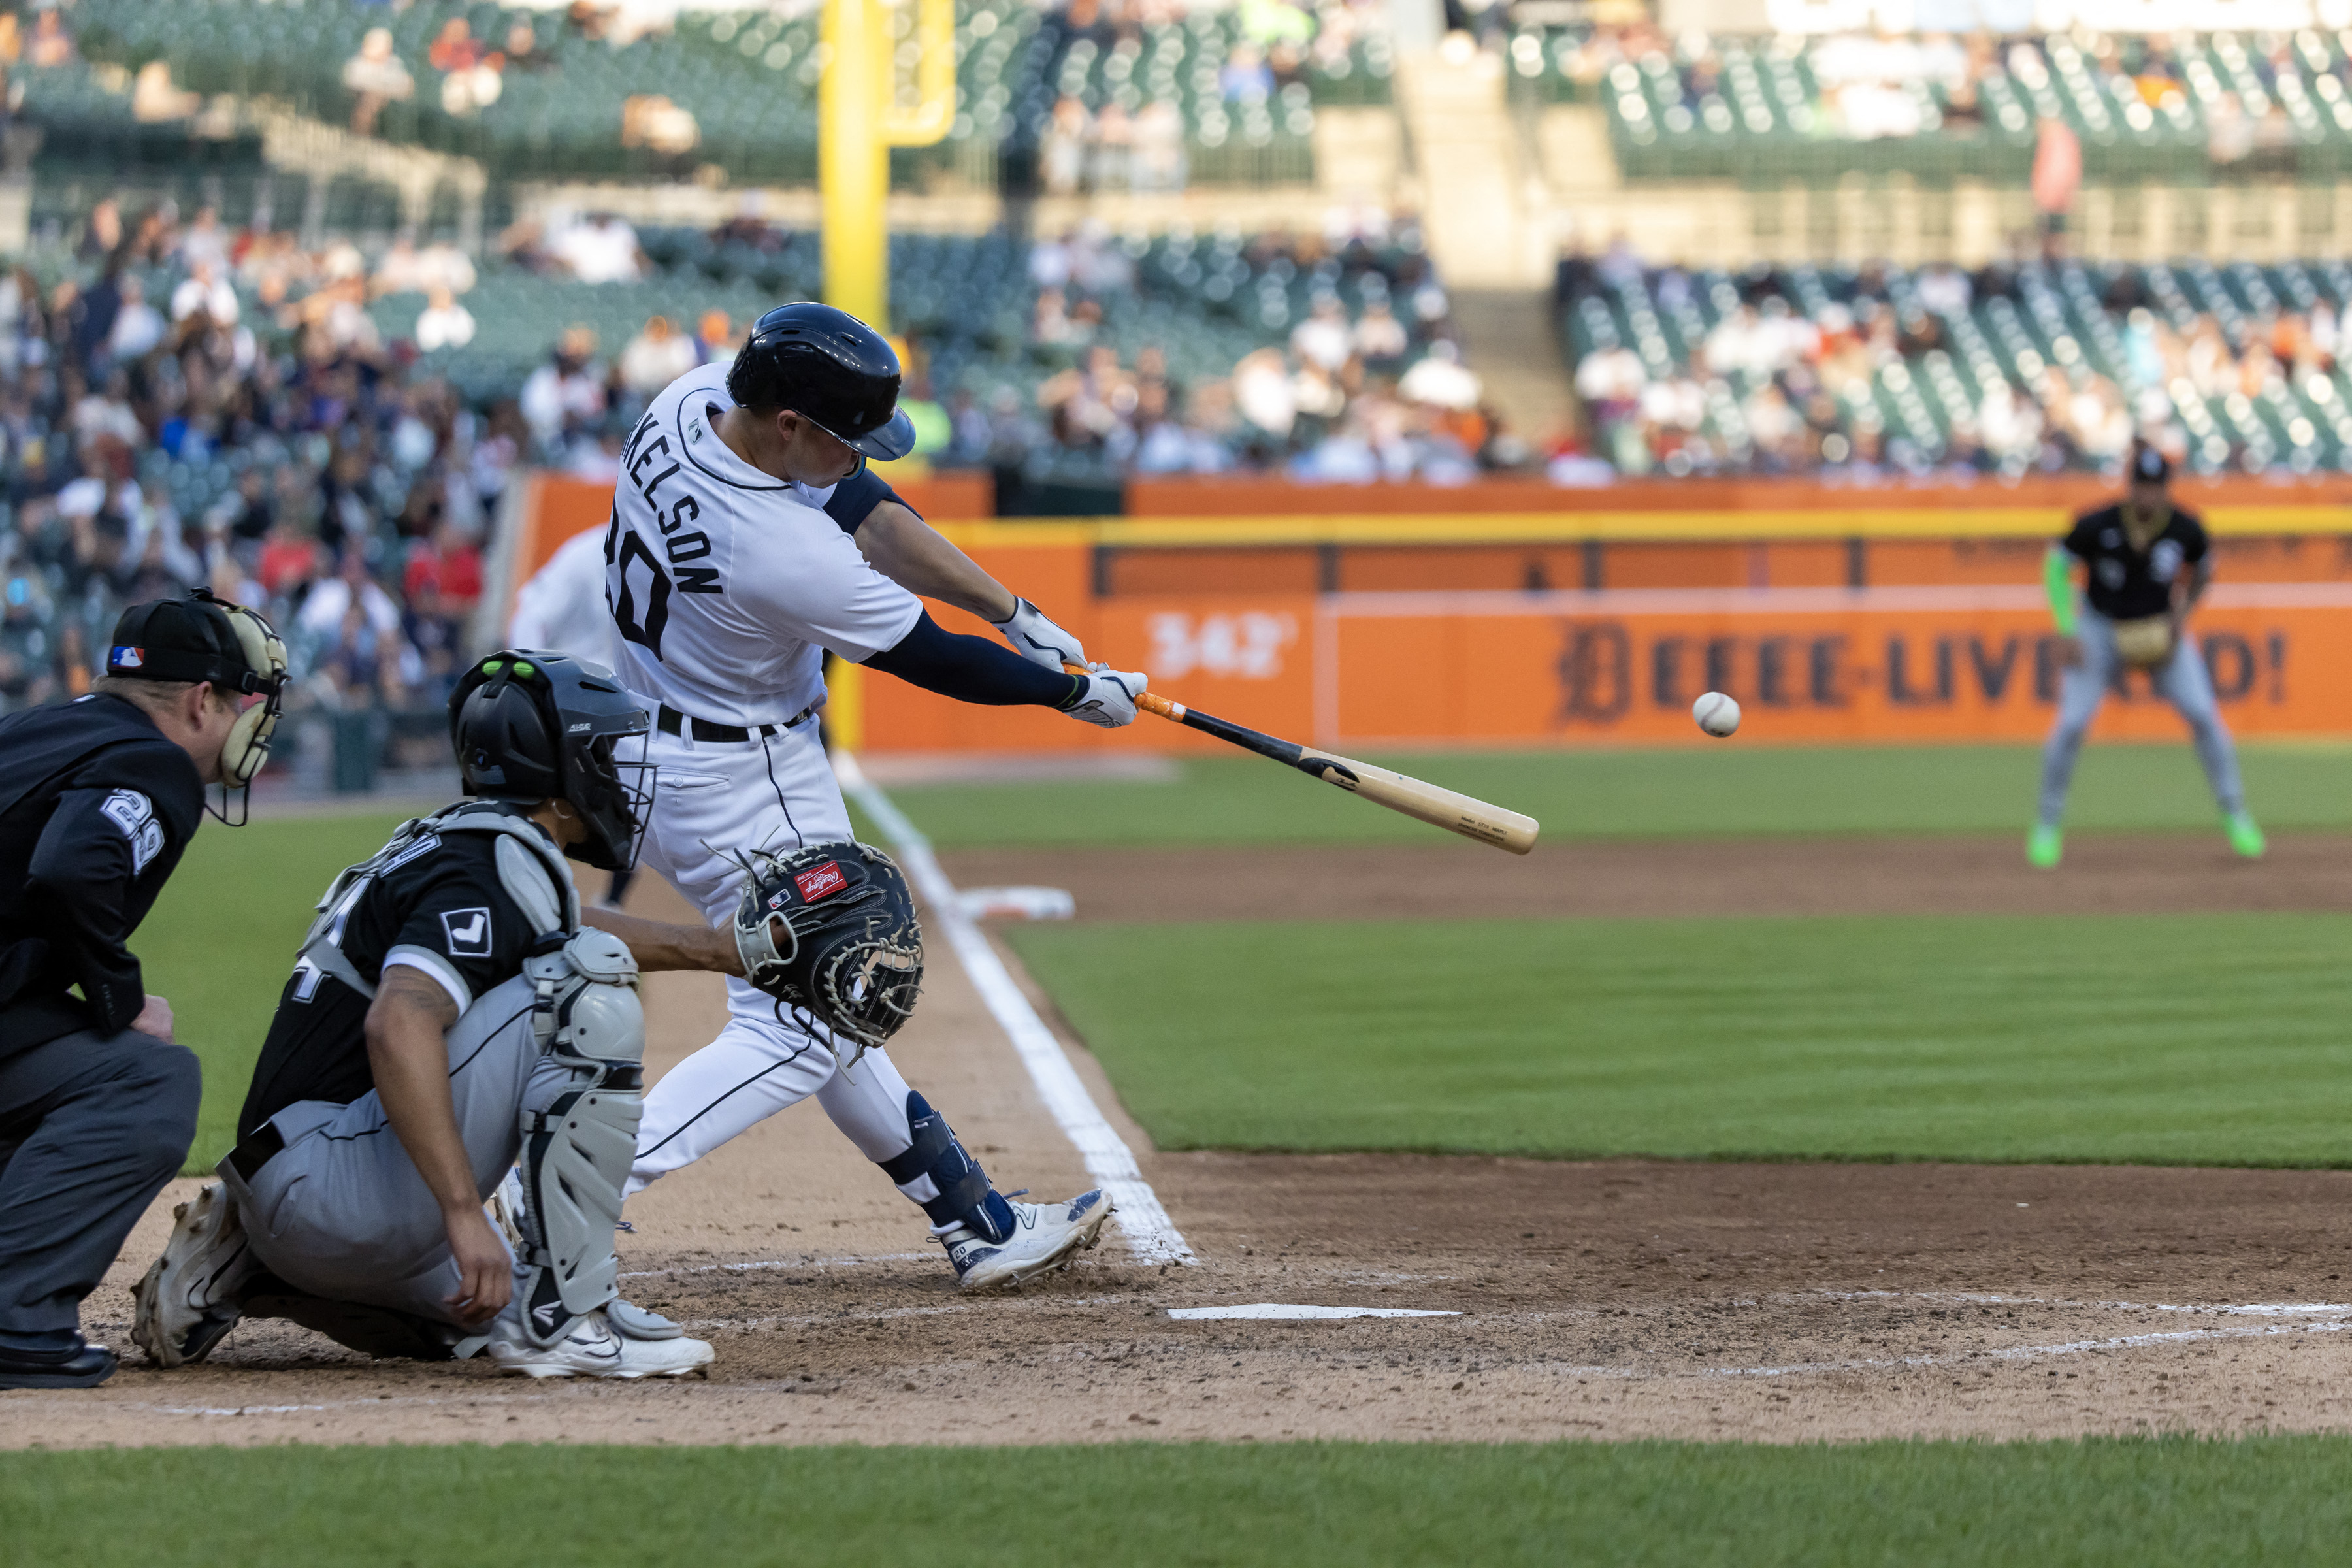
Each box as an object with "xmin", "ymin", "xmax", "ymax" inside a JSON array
[{"xmin": 0, "ymin": 589, "xmax": 285, "ymax": 1388}]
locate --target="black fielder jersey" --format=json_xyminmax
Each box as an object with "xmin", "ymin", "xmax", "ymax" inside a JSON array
[
  {"xmin": 2062, "ymin": 503, "xmax": 2210, "ymax": 621},
  {"xmin": 236, "ymin": 825, "xmax": 546, "ymax": 1137}
]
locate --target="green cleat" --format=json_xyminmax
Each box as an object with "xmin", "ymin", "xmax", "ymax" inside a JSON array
[
  {"xmin": 2026, "ymin": 823, "xmax": 2063, "ymax": 868},
  {"xmin": 2225, "ymin": 811, "xmax": 2266, "ymax": 859}
]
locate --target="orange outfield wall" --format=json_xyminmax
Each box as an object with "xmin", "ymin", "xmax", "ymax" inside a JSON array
[{"xmin": 511, "ymin": 477, "xmax": 2352, "ymax": 750}]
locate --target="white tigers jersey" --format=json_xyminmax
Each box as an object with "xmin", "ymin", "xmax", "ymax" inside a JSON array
[{"xmin": 602, "ymin": 363, "xmax": 922, "ymax": 727}]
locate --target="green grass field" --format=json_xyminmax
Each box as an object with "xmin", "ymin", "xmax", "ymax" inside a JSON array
[
  {"xmin": 1009, "ymin": 912, "xmax": 2352, "ymax": 1166},
  {"xmin": 873, "ymin": 742, "xmax": 2352, "ymax": 849},
  {"xmin": 7, "ymin": 1437, "xmax": 2352, "ymax": 1567}
]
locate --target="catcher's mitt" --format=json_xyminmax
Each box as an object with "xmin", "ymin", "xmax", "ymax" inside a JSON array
[
  {"xmin": 730, "ymin": 841, "xmax": 923, "ymax": 1065},
  {"xmin": 2111, "ymin": 614, "xmax": 2176, "ymax": 669}
]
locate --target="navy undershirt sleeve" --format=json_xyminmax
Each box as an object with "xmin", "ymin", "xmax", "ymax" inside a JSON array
[
  {"xmin": 862, "ymin": 612, "xmax": 1085, "ymax": 708},
  {"xmin": 824, "ymin": 467, "xmax": 919, "ymax": 536}
]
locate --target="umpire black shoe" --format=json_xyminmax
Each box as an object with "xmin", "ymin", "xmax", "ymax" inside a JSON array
[{"xmin": 0, "ymin": 1335, "xmax": 118, "ymax": 1389}]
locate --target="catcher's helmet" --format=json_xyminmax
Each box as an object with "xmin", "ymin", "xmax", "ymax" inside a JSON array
[
  {"xmin": 731, "ymin": 841, "xmax": 924, "ymax": 1058},
  {"xmin": 725, "ymin": 302, "xmax": 917, "ymax": 462},
  {"xmin": 448, "ymin": 651, "xmax": 653, "ymax": 872}
]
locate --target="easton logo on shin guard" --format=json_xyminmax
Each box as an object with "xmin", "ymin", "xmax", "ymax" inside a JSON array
[{"xmin": 879, "ymin": 1092, "xmax": 1015, "ymax": 1243}]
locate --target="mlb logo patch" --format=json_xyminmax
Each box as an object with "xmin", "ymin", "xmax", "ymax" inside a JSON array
[
  {"xmin": 793, "ymin": 862, "xmax": 848, "ymax": 902},
  {"xmin": 440, "ymin": 907, "xmax": 494, "ymax": 957},
  {"xmin": 110, "ymin": 646, "xmax": 144, "ymax": 671}
]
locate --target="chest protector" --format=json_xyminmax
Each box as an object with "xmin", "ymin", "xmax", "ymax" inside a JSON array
[{"xmin": 292, "ymin": 801, "xmax": 580, "ymax": 1003}]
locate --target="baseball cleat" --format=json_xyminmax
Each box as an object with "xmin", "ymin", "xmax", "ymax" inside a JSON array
[
  {"xmin": 2025, "ymin": 823, "xmax": 2063, "ymax": 869},
  {"xmin": 940, "ymin": 1190, "xmax": 1113, "ymax": 1292},
  {"xmin": 131, "ymin": 1183, "xmax": 257, "ymax": 1369},
  {"xmin": 2225, "ymin": 811, "xmax": 2266, "ymax": 859},
  {"xmin": 487, "ymin": 1309, "xmax": 713, "ymax": 1379}
]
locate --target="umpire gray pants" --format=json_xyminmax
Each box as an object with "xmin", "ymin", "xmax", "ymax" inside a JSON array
[
  {"xmin": 0, "ymin": 1026, "xmax": 200, "ymax": 1347},
  {"xmin": 220, "ymin": 973, "xmax": 561, "ymax": 1337},
  {"xmin": 2036, "ymin": 605, "xmax": 2246, "ymax": 828}
]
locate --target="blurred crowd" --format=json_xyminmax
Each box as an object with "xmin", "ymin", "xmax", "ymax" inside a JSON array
[
  {"xmin": 1558, "ymin": 237, "xmax": 2344, "ymax": 480},
  {"xmin": 0, "ymin": 196, "xmax": 509, "ymax": 732},
  {"xmin": 944, "ymin": 213, "xmax": 1519, "ymax": 483},
  {"xmin": 1548, "ymin": 20, "xmax": 2336, "ymax": 165}
]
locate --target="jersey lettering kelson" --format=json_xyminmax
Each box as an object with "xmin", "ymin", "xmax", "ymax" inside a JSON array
[{"xmin": 602, "ymin": 364, "xmax": 923, "ymax": 727}]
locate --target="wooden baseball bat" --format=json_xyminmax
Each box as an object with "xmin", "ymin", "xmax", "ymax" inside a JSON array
[{"xmin": 1071, "ymin": 667, "xmax": 1539, "ymax": 855}]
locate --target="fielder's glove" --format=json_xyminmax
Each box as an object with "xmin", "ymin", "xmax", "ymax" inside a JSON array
[
  {"xmin": 994, "ymin": 598, "xmax": 1086, "ymax": 672},
  {"xmin": 1060, "ymin": 666, "xmax": 1146, "ymax": 728}
]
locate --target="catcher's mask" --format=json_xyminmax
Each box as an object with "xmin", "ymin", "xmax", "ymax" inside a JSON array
[
  {"xmin": 448, "ymin": 651, "xmax": 654, "ymax": 872},
  {"xmin": 106, "ymin": 589, "xmax": 289, "ymax": 825},
  {"xmin": 731, "ymin": 841, "xmax": 924, "ymax": 1062}
]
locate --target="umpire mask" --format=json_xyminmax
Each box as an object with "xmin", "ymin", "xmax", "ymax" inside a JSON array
[
  {"xmin": 449, "ymin": 651, "xmax": 655, "ymax": 872},
  {"xmin": 107, "ymin": 589, "xmax": 289, "ymax": 825}
]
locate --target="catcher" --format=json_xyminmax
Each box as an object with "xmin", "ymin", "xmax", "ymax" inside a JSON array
[
  {"xmin": 2029, "ymin": 444, "xmax": 2263, "ymax": 868},
  {"xmin": 133, "ymin": 651, "xmax": 939, "ymax": 1377}
]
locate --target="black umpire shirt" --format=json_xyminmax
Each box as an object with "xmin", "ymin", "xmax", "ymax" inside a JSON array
[
  {"xmin": 0, "ymin": 693, "xmax": 204, "ymax": 1060},
  {"xmin": 2061, "ymin": 503, "xmax": 2210, "ymax": 621},
  {"xmin": 237, "ymin": 824, "xmax": 546, "ymax": 1137}
]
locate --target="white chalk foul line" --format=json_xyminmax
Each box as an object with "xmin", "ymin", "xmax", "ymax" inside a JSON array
[
  {"xmin": 1168, "ymin": 1304, "xmax": 1461, "ymax": 1321},
  {"xmin": 619, "ymin": 1253, "xmax": 934, "ymax": 1280},
  {"xmin": 1709, "ymin": 1316, "xmax": 2352, "ymax": 1380},
  {"xmin": 835, "ymin": 751, "xmax": 1196, "ymax": 1267}
]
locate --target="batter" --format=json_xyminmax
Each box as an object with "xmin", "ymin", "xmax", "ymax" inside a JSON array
[{"xmin": 604, "ymin": 302, "xmax": 1143, "ymax": 1289}]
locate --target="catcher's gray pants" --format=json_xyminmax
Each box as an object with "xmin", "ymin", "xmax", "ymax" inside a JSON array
[
  {"xmin": 2036, "ymin": 606, "xmax": 2245, "ymax": 828},
  {"xmin": 0, "ymin": 1025, "xmax": 199, "ymax": 1347},
  {"xmin": 220, "ymin": 974, "xmax": 558, "ymax": 1337}
]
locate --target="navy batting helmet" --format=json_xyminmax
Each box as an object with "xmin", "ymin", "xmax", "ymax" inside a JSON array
[{"xmin": 725, "ymin": 302, "xmax": 917, "ymax": 462}]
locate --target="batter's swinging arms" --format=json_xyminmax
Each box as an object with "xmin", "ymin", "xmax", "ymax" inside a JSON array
[{"xmin": 606, "ymin": 302, "xmax": 1144, "ymax": 1289}]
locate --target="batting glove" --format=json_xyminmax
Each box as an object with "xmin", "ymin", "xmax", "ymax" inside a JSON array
[
  {"xmin": 994, "ymin": 598, "xmax": 1086, "ymax": 672},
  {"xmin": 1060, "ymin": 666, "xmax": 1146, "ymax": 728}
]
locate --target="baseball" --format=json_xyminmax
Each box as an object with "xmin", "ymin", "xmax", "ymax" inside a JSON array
[{"xmin": 1693, "ymin": 691, "xmax": 1741, "ymax": 738}]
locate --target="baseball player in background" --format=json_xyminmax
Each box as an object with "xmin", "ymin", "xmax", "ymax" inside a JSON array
[
  {"xmin": 605, "ymin": 302, "xmax": 1143, "ymax": 1290},
  {"xmin": 2029, "ymin": 444, "xmax": 2264, "ymax": 868},
  {"xmin": 510, "ymin": 527, "xmax": 636, "ymax": 906}
]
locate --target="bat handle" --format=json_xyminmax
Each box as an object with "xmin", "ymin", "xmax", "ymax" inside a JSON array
[{"xmin": 1065, "ymin": 662, "xmax": 1184, "ymax": 721}]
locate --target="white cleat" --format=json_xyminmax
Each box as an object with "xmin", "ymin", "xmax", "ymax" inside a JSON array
[
  {"xmin": 941, "ymin": 1190, "xmax": 1114, "ymax": 1292},
  {"xmin": 131, "ymin": 1183, "xmax": 257, "ymax": 1368},
  {"xmin": 487, "ymin": 1309, "xmax": 713, "ymax": 1380}
]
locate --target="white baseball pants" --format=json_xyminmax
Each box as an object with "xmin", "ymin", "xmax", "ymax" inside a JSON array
[{"xmin": 620, "ymin": 715, "xmax": 921, "ymax": 1198}]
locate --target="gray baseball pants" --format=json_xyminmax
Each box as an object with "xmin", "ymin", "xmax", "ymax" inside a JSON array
[
  {"xmin": 2036, "ymin": 606, "xmax": 2246, "ymax": 828},
  {"xmin": 220, "ymin": 973, "xmax": 558, "ymax": 1337},
  {"xmin": 0, "ymin": 1026, "xmax": 199, "ymax": 1347}
]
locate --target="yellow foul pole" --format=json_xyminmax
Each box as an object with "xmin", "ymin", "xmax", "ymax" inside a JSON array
[
  {"xmin": 820, "ymin": 0, "xmax": 955, "ymax": 332},
  {"xmin": 819, "ymin": 0, "xmax": 954, "ymax": 747}
]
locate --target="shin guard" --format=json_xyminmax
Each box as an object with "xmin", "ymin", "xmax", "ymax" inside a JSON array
[
  {"xmin": 515, "ymin": 930, "xmax": 644, "ymax": 1347},
  {"xmin": 879, "ymin": 1092, "xmax": 1015, "ymax": 1243}
]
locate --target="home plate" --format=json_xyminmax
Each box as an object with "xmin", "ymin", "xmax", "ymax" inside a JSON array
[{"xmin": 1166, "ymin": 1304, "xmax": 1462, "ymax": 1321}]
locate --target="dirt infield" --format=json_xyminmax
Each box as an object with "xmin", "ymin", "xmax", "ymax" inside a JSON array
[
  {"xmin": 939, "ymin": 832, "xmax": 2352, "ymax": 923},
  {"xmin": 12, "ymin": 838, "xmax": 2352, "ymax": 1450}
]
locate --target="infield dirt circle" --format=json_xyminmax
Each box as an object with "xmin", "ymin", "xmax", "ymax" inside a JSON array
[{"xmin": 12, "ymin": 834, "xmax": 2352, "ymax": 1449}]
